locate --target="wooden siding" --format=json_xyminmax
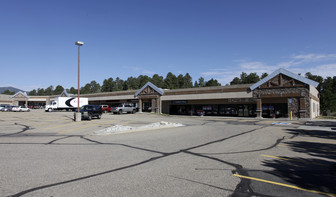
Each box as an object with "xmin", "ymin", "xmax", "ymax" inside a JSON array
[{"xmin": 259, "ymin": 74, "xmax": 306, "ymax": 89}]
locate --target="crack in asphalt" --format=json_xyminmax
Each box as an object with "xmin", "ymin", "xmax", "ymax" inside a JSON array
[
  {"xmin": 8, "ymin": 155, "xmax": 165, "ymax": 197},
  {"xmin": 169, "ymin": 175, "xmax": 235, "ymax": 192},
  {"xmin": 198, "ymin": 136, "xmax": 285, "ymax": 155},
  {"xmin": 46, "ymin": 136, "xmax": 74, "ymax": 144},
  {"xmin": 183, "ymin": 150, "xmax": 276, "ymax": 197},
  {"xmin": 0, "ymin": 123, "xmax": 30, "ymax": 137},
  {"xmin": 4, "ymin": 123, "xmax": 276, "ymax": 197}
]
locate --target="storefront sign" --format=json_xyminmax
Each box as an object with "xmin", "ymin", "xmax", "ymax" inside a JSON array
[
  {"xmin": 228, "ymin": 98, "xmax": 241, "ymax": 103},
  {"xmin": 262, "ymin": 105, "xmax": 274, "ymax": 110},
  {"xmin": 228, "ymin": 98, "xmax": 256, "ymax": 103},
  {"xmin": 172, "ymin": 100, "xmax": 188, "ymax": 104},
  {"xmin": 202, "ymin": 106, "xmax": 212, "ymax": 110}
]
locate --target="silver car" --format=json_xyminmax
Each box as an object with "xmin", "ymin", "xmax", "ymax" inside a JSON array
[
  {"xmin": 12, "ymin": 106, "xmax": 30, "ymax": 112},
  {"xmin": 0, "ymin": 105, "xmax": 12, "ymax": 111}
]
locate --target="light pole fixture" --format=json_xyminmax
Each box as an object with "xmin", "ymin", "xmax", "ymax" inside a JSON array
[{"xmin": 75, "ymin": 41, "xmax": 84, "ymax": 121}]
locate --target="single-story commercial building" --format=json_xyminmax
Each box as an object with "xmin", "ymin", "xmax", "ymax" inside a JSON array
[{"xmin": 1, "ymin": 68, "xmax": 320, "ymax": 119}]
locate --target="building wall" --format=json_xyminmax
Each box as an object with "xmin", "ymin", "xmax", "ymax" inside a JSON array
[
  {"xmin": 309, "ymin": 85, "xmax": 319, "ymax": 98},
  {"xmin": 2, "ymin": 75, "xmax": 320, "ymax": 119},
  {"xmin": 287, "ymin": 97, "xmax": 299, "ymax": 119},
  {"xmin": 161, "ymin": 92, "xmax": 252, "ymax": 101},
  {"xmin": 87, "ymin": 95, "xmax": 135, "ymax": 101},
  {"xmin": 161, "ymin": 101, "xmax": 170, "ymax": 114},
  {"xmin": 0, "ymin": 94, "xmax": 12, "ymax": 105},
  {"xmin": 310, "ymin": 99, "xmax": 320, "ymax": 118},
  {"xmin": 253, "ymin": 86, "xmax": 311, "ymax": 119},
  {"xmin": 309, "ymin": 85, "xmax": 320, "ymax": 118}
]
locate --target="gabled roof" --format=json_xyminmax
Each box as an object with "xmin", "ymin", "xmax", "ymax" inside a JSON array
[
  {"xmin": 249, "ymin": 68, "xmax": 319, "ymax": 90},
  {"xmin": 135, "ymin": 82, "xmax": 164, "ymax": 97},
  {"xmin": 60, "ymin": 90, "xmax": 70, "ymax": 97},
  {"xmin": 10, "ymin": 91, "xmax": 29, "ymax": 99}
]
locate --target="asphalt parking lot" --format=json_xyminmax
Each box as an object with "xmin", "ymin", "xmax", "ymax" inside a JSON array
[{"xmin": 0, "ymin": 110, "xmax": 335, "ymax": 197}]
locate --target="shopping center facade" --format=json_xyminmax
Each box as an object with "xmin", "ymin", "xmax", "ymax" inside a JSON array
[{"xmin": 2, "ymin": 68, "xmax": 320, "ymax": 119}]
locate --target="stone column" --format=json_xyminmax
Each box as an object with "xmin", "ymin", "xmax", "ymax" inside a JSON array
[
  {"xmin": 151, "ymin": 99, "xmax": 155, "ymax": 113},
  {"xmin": 138, "ymin": 98, "xmax": 142, "ymax": 113},
  {"xmin": 156, "ymin": 96, "xmax": 160, "ymax": 114},
  {"xmin": 159, "ymin": 97, "xmax": 162, "ymax": 114},
  {"xmin": 299, "ymin": 97, "xmax": 306, "ymax": 119},
  {"xmin": 288, "ymin": 98, "xmax": 298, "ymax": 119},
  {"xmin": 46, "ymin": 97, "xmax": 50, "ymax": 106},
  {"xmin": 256, "ymin": 99, "xmax": 262, "ymax": 119}
]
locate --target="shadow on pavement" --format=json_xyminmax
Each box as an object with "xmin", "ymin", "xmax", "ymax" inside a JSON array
[
  {"xmin": 285, "ymin": 141, "xmax": 336, "ymax": 160},
  {"xmin": 287, "ymin": 128, "xmax": 336, "ymax": 140},
  {"xmin": 260, "ymin": 127, "xmax": 336, "ymax": 195},
  {"xmin": 305, "ymin": 120, "xmax": 336, "ymax": 129},
  {"xmin": 262, "ymin": 157, "xmax": 336, "ymax": 195}
]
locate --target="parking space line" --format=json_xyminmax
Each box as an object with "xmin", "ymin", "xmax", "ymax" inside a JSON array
[
  {"xmin": 94, "ymin": 120, "xmax": 119, "ymax": 126},
  {"xmin": 302, "ymin": 139, "xmax": 336, "ymax": 145},
  {"xmin": 260, "ymin": 154, "xmax": 292, "ymax": 160},
  {"xmin": 10, "ymin": 121, "xmax": 68, "ymax": 128},
  {"xmin": 308, "ymin": 148, "xmax": 336, "ymax": 153},
  {"xmin": 57, "ymin": 123, "xmax": 100, "ymax": 133},
  {"xmin": 62, "ymin": 120, "xmax": 134, "ymax": 133},
  {"xmin": 30, "ymin": 123, "xmax": 58, "ymax": 127},
  {"xmin": 203, "ymin": 118, "xmax": 221, "ymax": 121},
  {"xmin": 33, "ymin": 121, "xmax": 70, "ymax": 127},
  {"xmin": 29, "ymin": 118, "xmax": 74, "ymax": 127},
  {"xmin": 259, "ymin": 120, "xmax": 275, "ymax": 124},
  {"xmin": 277, "ymin": 144, "xmax": 336, "ymax": 153},
  {"xmin": 120, "ymin": 121, "xmax": 135, "ymax": 125},
  {"xmin": 233, "ymin": 173, "xmax": 335, "ymax": 197},
  {"xmin": 57, "ymin": 120, "xmax": 118, "ymax": 133},
  {"xmin": 31, "ymin": 119, "xmax": 117, "ymax": 132},
  {"xmin": 277, "ymin": 144, "xmax": 288, "ymax": 147},
  {"xmin": 43, "ymin": 122, "xmax": 81, "ymax": 130},
  {"xmin": 239, "ymin": 119, "xmax": 257, "ymax": 122},
  {"xmin": 260, "ymin": 154, "xmax": 328, "ymax": 166},
  {"xmin": 204, "ymin": 118, "xmax": 233, "ymax": 121}
]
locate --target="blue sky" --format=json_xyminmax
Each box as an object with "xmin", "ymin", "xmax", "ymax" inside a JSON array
[{"xmin": 1, "ymin": 0, "xmax": 336, "ymax": 91}]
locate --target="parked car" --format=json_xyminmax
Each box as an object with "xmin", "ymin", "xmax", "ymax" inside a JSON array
[
  {"xmin": 29, "ymin": 105, "xmax": 44, "ymax": 109},
  {"xmin": 0, "ymin": 105, "xmax": 12, "ymax": 111},
  {"xmin": 12, "ymin": 106, "xmax": 30, "ymax": 112},
  {"xmin": 80, "ymin": 105, "xmax": 102, "ymax": 120},
  {"xmin": 100, "ymin": 105, "xmax": 111, "ymax": 113},
  {"xmin": 111, "ymin": 103, "xmax": 136, "ymax": 114}
]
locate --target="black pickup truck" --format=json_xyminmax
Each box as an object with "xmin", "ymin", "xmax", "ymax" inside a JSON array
[{"xmin": 80, "ymin": 105, "xmax": 102, "ymax": 120}]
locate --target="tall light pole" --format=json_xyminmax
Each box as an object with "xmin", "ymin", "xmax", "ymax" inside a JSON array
[{"xmin": 75, "ymin": 41, "xmax": 84, "ymax": 121}]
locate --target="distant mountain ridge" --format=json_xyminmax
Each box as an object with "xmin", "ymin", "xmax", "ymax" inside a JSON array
[{"xmin": 0, "ymin": 87, "xmax": 25, "ymax": 94}]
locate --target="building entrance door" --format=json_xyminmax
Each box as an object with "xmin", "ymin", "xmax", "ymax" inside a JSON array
[
  {"xmin": 262, "ymin": 103, "xmax": 288, "ymax": 118},
  {"xmin": 142, "ymin": 99, "xmax": 152, "ymax": 112}
]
